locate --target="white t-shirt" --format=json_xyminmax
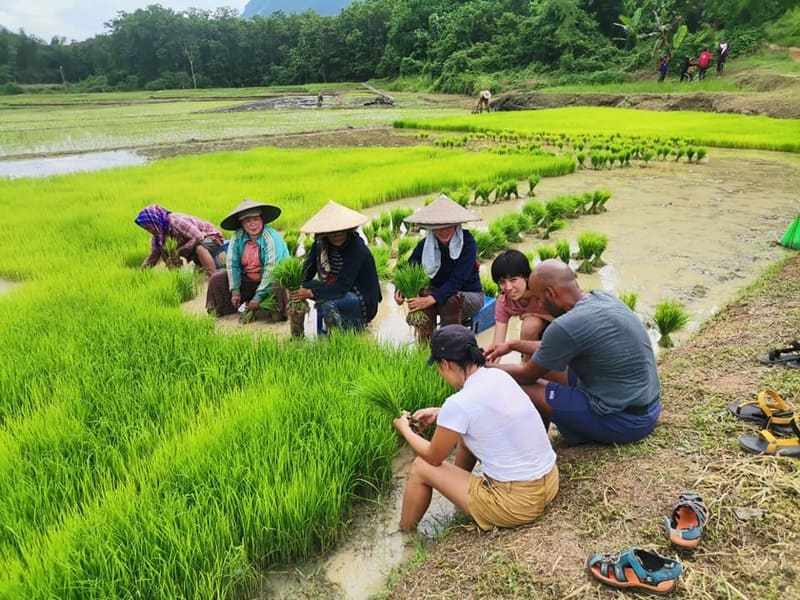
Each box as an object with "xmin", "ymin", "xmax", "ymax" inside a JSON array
[{"xmin": 436, "ymin": 367, "xmax": 556, "ymax": 482}]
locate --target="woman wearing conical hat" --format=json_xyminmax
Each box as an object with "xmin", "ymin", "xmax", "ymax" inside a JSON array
[
  {"xmin": 395, "ymin": 195, "xmax": 484, "ymax": 342},
  {"xmin": 206, "ymin": 199, "xmax": 290, "ymax": 321},
  {"xmin": 291, "ymin": 201, "xmax": 382, "ymax": 332}
]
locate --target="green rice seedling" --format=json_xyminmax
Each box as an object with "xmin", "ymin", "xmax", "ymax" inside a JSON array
[
  {"xmin": 591, "ymin": 233, "xmax": 609, "ymax": 267},
  {"xmin": 351, "ymin": 371, "xmax": 405, "ymax": 418},
  {"xmin": 481, "ymin": 272, "xmax": 499, "ymax": 298},
  {"xmin": 555, "ymin": 240, "xmax": 571, "ymax": 263},
  {"xmin": 283, "ymin": 230, "xmax": 300, "ymax": 257},
  {"xmin": 576, "ymin": 152, "xmax": 586, "ymax": 169},
  {"xmin": 589, "ymin": 189, "xmax": 612, "ymax": 213},
  {"xmin": 163, "ymin": 237, "xmax": 181, "ymax": 268},
  {"xmin": 541, "ymin": 218, "xmax": 565, "ymax": 239},
  {"xmin": 653, "ymin": 300, "xmax": 690, "ymax": 348},
  {"xmin": 443, "ymin": 187, "xmax": 470, "ymax": 207},
  {"xmin": 522, "ymin": 199, "xmax": 546, "ymax": 229},
  {"xmin": 377, "ymin": 227, "xmax": 394, "ymax": 248},
  {"xmin": 641, "ymin": 149, "xmax": 654, "ymax": 165},
  {"xmin": 675, "ymin": 147, "xmax": 686, "ymax": 162},
  {"xmin": 272, "ymin": 257, "xmax": 307, "ymax": 316},
  {"xmin": 379, "ymin": 212, "xmax": 392, "ymax": 229},
  {"xmin": 696, "ymin": 147, "xmax": 707, "ymax": 162},
  {"xmin": 390, "ymin": 208, "xmax": 413, "ymax": 232},
  {"xmin": 473, "ymin": 181, "xmax": 495, "ymax": 205},
  {"xmin": 686, "ymin": 147, "xmax": 697, "ymax": 162},
  {"xmin": 473, "ymin": 230, "xmax": 505, "ymax": 258},
  {"xmin": 174, "ymin": 267, "xmax": 203, "ymax": 303},
  {"xmin": 303, "ymin": 234, "xmax": 315, "ymax": 254},
  {"xmin": 361, "ymin": 223, "xmax": 375, "ymax": 244},
  {"xmin": 370, "ymin": 246, "xmax": 392, "ymax": 279},
  {"xmin": 576, "ymin": 232, "xmax": 603, "ymax": 273},
  {"xmin": 496, "ymin": 179, "xmax": 519, "ymax": 201},
  {"xmin": 396, "ymin": 235, "xmax": 417, "ymax": 258},
  {"xmin": 528, "ymin": 172, "xmax": 541, "ymax": 195},
  {"xmin": 392, "ymin": 263, "xmax": 430, "ymax": 326},
  {"xmin": 370, "ymin": 216, "xmax": 383, "ymax": 232},
  {"xmin": 537, "ymin": 246, "xmax": 557, "ymax": 260},
  {"xmin": 545, "ymin": 197, "xmax": 574, "ymax": 221},
  {"xmin": 619, "ymin": 291, "xmax": 638, "ymax": 312},
  {"xmin": 493, "ymin": 214, "xmax": 525, "ymax": 243}
]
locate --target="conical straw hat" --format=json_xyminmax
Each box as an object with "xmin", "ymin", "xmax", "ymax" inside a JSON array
[
  {"xmin": 300, "ymin": 201, "xmax": 369, "ymax": 234},
  {"xmin": 221, "ymin": 198, "xmax": 281, "ymax": 230},
  {"xmin": 403, "ymin": 194, "xmax": 481, "ymax": 227}
]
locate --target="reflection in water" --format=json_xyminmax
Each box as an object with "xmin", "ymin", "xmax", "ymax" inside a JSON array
[{"xmin": 0, "ymin": 150, "xmax": 147, "ymax": 179}]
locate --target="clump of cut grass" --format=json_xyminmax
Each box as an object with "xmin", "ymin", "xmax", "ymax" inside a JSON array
[
  {"xmin": 393, "ymin": 263, "xmax": 430, "ymax": 326},
  {"xmin": 619, "ymin": 291, "xmax": 638, "ymax": 311},
  {"xmin": 653, "ymin": 300, "xmax": 689, "ymax": 348}
]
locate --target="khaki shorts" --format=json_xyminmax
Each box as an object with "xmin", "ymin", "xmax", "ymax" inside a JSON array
[{"xmin": 468, "ymin": 464, "xmax": 559, "ymax": 531}]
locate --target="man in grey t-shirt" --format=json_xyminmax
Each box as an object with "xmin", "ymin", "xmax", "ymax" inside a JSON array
[{"xmin": 486, "ymin": 260, "xmax": 661, "ymax": 446}]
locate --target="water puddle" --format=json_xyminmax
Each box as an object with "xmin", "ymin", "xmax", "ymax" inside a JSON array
[
  {"xmin": 0, "ymin": 150, "xmax": 147, "ymax": 179},
  {"xmin": 0, "ymin": 278, "xmax": 18, "ymax": 297}
]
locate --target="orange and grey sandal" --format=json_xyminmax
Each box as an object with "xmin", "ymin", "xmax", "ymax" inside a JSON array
[
  {"xmin": 727, "ymin": 389, "xmax": 794, "ymax": 434},
  {"xmin": 587, "ymin": 548, "xmax": 683, "ymax": 594},
  {"xmin": 663, "ymin": 493, "xmax": 709, "ymax": 549}
]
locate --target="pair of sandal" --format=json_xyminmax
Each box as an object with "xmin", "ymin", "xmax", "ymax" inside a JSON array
[
  {"xmin": 587, "ymin": 493, "xmax": 708, "ymax": 594},
  {"xmin": 758, "ymin": 340, "xmax": 800, "ymax": 368},
  {"xmin": 728, "ymin": 390, "xmax": 800, "ymax": 457}
]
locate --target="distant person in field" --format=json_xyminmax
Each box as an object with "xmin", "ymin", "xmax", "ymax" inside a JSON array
[
  {"xmin": 489, "ymin": 250, "xmax": 552, "ymax": 363},
  {"xmin": 698, "ymin": 48, "xmax": 713, "ymax": 80},
  {"xmin": 485, "ymin": 259, "xmax": 661, "ymax": 446},
  {"xmin": 206, "ymin": 199, "xmax": 290, "ymax": 321},
  {"xmin": 291, "ymin": 201, "xmax": 382, "ymax": 332},
  {"xmin": 476, "ymin": 90, "xmax": 492, "ymax": 113},
  {"xmin": 395, "ymin": 195, "xmax": 484, "ymax": 343},
  {"xmin": 135, "ymin": 204, "xmax": 224, "ymax": 276},
  {"xmin": 717, "ymin": 39, "xmax": 729, "ymax": 76},
  {"xmin": 393, "ymin": 324, "xmax": 558, "ymax": 532},
  {"xmin": 657, "ymin": 56, "xmax": 669, "ymax": 82},
  {"xmin": 680, "ymin": 56, "xmax": 698, "ymax": 82},
  {"xmin": 316, "ymin": 92, "xmax": 323, "ymax": 107}
]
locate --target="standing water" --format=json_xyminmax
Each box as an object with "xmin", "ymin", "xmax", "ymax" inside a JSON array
[{"xmin": 0, "ymin": 150, "xmax": 147, "ymax": 179}]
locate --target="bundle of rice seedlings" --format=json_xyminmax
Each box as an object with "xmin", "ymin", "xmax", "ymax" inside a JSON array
[
  {"xmin": 393, "ymin": 263, "xmax": 430, "ymax": 326},
  {"xmin": 352, "ymin": 372, "xmax": 421, "ymax": 432},
  {"xmin": 528, "ymin": 173, "xmax": 541, "ymax": 195},
  {"xmin": 473, "ymin": 230, "xmax": 505, "ymax": 258},
  {"xmin": 589, "ymin": 190, "xmax": 612, "ymax": 213},
  {"xmin": 377, "ymin": 227, "xmax": 394, "ymax": 248},
  {"xmin": 696, "ymin": 147, "xmax": 707, "ymax": 162},
  {"xmin": 522, "ymin": 200, "xmax": 545, "ymax": 229},
  {"xmin": 303, "ymin": 235, "xmax": 315, "ymax": 253},
  {"xmin": 537, "ymin": 246, "xmax": 557, "ymax": 261},
  {"xmin": 541, "ymin": 218, "xmax": 565, "ymax": 240},
  {"xmin": 396, "ymin": 235, "xmax": 417, "ymax": 257},
  {"xmin": 391, "ymin": 208, "xmax": 413, "ymax": 231},
  {"xmin": 576, "ymin": 232, "xmax": 599, "ymax": 273},
  {"xmin": 164, "ymin": 237, "xmax": 181, "ymax": 268},
  {"xmin": 272, "ymin": 257, "xmax": 307, "ymax": 313},
  {"xmin": 619, "ymin": 291, "xmax": 638, "ymax": 312},
  {"xmin": 555, "ymin": 240, "xmax": 571, "ymax": 264},
  {"xmin": 481, "ymin": 273, "xmax": 499, "ymax": 298},
  {"xmin": 175, "ymin": 268, "xmax": 203, "ymax": 302},
  {"xmin": 494, "ymin": 214, "xmax": 525, "ymax": 243},
  {"xmin": 443, "ymin": 187, "xmax": 470, "ymax": 207},
  {"xmin": 591, "ymin": 233, "xmax": 609, "ymax": 267},
  {"xmin": 653, "ymin": 300, "xmax": 689, "ymax": 348},
  {"xmin": 685, "ymin": 147, "xmax": 697, "ymax": 162},
  {"xmin": 370, "ymin": 246, "xmax": 391, "ymax": 279},
  {"xmin": 361, "ymin": 224, "xmax": 376, "ymax": 244},
  {"xmin": 473, "ymin": 182, "xmax": 495, "ymax": 205}
]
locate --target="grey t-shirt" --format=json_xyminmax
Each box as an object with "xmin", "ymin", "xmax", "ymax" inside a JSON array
[{"xmin": 533, "ymin": 290, "xmax": 660, "ymax": 415}]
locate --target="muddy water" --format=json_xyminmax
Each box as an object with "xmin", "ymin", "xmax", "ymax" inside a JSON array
[
  {"xmin": 0, "ymin": 278, "xmax": 18, "ymax": 297},
  {"xmin": 0, "ymin": 150, "xmax": 146, "ymax": 179},
  {"xmin": 179, "ymin": 148, "xmax": 799, "ymax": 598}
]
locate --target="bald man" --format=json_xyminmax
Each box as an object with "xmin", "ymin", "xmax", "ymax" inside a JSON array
[{"xmin": 485, "ymin": 260, "xmax": 660, "ymax": 446}]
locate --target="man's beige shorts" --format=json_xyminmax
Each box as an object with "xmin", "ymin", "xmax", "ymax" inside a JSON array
[{"xmin": 468, "ymin": 464, "xmax": 559, "ymax": 531}]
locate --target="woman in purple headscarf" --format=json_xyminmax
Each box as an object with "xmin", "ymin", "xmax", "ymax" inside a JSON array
[{"xmin": 134, "ymin": 205, "xmax": 224, "ymax": 276}]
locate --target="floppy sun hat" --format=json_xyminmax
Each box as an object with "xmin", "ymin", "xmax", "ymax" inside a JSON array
[
  {"xmin": 427, "ymin": 324, "xmax": 481, "ymax": 366},
  {"xmin": 300, "ymin": 201, "xmax": 369, "ymax": 234},
  {"xmin": 404, "ymin": 194, "xmax": 481, "ymax": 228},
  {"xmin": 221, "ymin": 199, "xmax": 281, "ymax": 231}
]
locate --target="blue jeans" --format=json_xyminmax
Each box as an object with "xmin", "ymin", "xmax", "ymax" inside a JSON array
[{"xmin": 318, "ymin": 292, "xmax": 364, "ymax": 331}]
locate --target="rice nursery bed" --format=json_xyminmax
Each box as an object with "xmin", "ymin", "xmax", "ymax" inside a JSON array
[
  {"xmin": 395, "ymin": 106, "xmax": 800, "ymax": 153},
  {"xmin": 0, "ymin": 141, "xmax": 575, "ymax": 597}
]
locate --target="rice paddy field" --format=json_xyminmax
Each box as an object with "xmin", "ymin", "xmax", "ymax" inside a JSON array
[{"xmin": 1, "ymin": 91, "xmax": 799, "ymax": 598}]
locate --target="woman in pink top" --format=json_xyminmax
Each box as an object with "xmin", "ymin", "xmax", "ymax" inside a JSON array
[{"xmin": 490, "ymin": 250, "xmax": 551, "ymax": 362}]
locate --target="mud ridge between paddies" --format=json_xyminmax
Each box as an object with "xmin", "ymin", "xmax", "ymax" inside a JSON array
[{"xmin": 387, "ymin": 253, "xmax": 800, "ymax": 600}]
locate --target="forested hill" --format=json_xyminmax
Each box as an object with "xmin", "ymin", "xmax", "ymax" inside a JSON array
[
  {"xmin": 0, "ymin": 1, "xmax": 796, "ymax": 95},
  {"xmin": 242, "ymin": 0, "xmax": 352, "ymax": 18}
]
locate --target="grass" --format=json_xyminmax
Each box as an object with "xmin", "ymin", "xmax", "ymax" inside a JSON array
[{"xmin": 395, "ymin": 107, "xmax": 800, "ymax": 153}]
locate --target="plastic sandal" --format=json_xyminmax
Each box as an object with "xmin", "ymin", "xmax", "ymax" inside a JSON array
[
  {"xmin": 739, "ymin": 417, "xmax": 800, "ymax": 457},
  {"xmin": 758, "ymin": 340, "xmax": 800, "ymax": 365},
  {"xmin": 727, "ymin": 389, "xmax": 795, "ymax": 434},
  {"xmin": 587, "ymin": 548, "xmax": 683, "ymax": 594},
  {"xmin": 663, "ymin": 492, "xmax": 709, "ymax": 549}
]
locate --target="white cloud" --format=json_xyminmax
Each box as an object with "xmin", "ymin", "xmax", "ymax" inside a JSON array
[{"xmin": 0, "ymin": 1, "xmax": 246, "ymax": 43}]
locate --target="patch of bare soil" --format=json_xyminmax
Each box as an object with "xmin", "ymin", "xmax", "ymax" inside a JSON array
[{"xmin": 387, "ymin": 255, "xmax": 800, "ymax": 599}]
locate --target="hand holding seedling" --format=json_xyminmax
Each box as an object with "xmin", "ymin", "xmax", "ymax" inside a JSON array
[
  {"xmin": 291, "ymin": 288, "xmax": 314, "ymax": 302},
  {"xmin": 407, "ymin": 295, "xmax": 436, "ymax": 312},
  {"xmin": 231, "ymin": 294, "xmax": 242, "ymax": 309},
  {"xmin": 393, "ymin": 290, "xmax": 404, "ymax": 305},
  {"xmin": 246, "ymin": 299, "xmax": 260, "ymax": 312},
  {"xmin": 411, "ymin": 407, "xmax": 439, "ymax": 431}
]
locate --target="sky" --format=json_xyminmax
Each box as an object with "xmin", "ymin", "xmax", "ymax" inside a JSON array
[{"xmin": 0, "ymin": 1, "xmax": 248, "ymax": 43}]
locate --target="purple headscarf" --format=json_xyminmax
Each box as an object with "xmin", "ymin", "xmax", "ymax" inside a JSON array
[{"xmin": 135, "ymin": 205, "xmax": 171, "ymax": 250}]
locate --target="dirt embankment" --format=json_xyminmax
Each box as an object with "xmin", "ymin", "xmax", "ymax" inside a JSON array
[{"xmin": 494, "ymin": 70, "xmax": 800, "ymax": 119}]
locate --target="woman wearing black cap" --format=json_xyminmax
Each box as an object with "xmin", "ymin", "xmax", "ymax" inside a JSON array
[
  {"xmin": 393, "ymin": 324, "xmax": 558, "ymax": 532},
  {"xmin": 206, "ymin": 198, "xmax": 290, "ymax": 320}
]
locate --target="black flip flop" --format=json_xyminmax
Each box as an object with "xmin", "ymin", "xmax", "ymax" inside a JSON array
[{"xmin": 758, "ymin": 340, "xmax": 800, "ymax": 365}]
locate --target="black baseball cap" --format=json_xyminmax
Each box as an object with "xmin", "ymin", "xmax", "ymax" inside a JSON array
[{"xmin": 427, "ymin": 324, "xmax": 480, "ymax": 366}]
